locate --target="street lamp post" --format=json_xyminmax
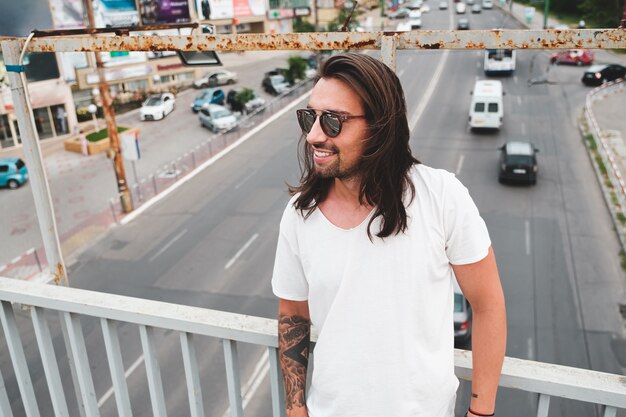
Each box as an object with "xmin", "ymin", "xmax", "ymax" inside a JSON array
[{"xmin": 87, "ymin": 104, "xmax": 99, "ymax": 132}]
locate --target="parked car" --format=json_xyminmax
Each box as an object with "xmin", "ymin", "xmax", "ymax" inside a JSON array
[
  {"xmin": 581, "ymin": 64, "xmax": 626, "ymax": 86},
  {"xmin": 471, "ymin": 3, "xmax": 481, "ymax": 13},
  {"xmin": 421, "ymin": 4, "xmax": 430, "ymax": 12},
  {"xmin": 457, "ymin": 18, "xmax": 470, "ymax": 29},
  {"xmin": 407, "ymin": 0, "xmax": 423, "ymax": 10},
  {"xmin": 498, "ymin": 141, "xmax": 539, "ymax": 185},
  {"xmin": 439, "ymin": 0, "xmax": 448, "ymax": 9},
  {"xmin": 198, "ymin": 104, "xmax": 238, "ymax": 132},
  {"xmin": 262, "ymin": 70, "xmax": 291, "ymax": 95},
  {"xmin": 482, "ymin": 0, "xmax": 493, "ymax": 8},
  {"xmin": 0, "ymin": 158, "xmax": 28, "ymax": 189},
  {"xmin": 466, "ymin": 0, "xmax": 474, "ymax": 4},
  {"xmin": 191, "ymin": 88, "xmax": 225, "ymax": 113},
  {"xmin": 409, "ymin": 10, "xmax": 422, "ymax": 29},
  {"xmin": 388, "ymin": 7, "xmax": 410, "ymax": 19},
  {"xmin": 140, "ymin": 93, "xmax": 175, "ymax": 121},
  {"xmin": 453, "ymin": 279, "xmax": 472, "ymax": 345},
  {"xmin": 455, "ymin": 2, "xmax": 466, "ymax": 13},
  {"xmin": 227, "ymin": 88, "xmax": 266, "ymax": 114},
  {"xmin": 396, "ymin": 21, "xmax": 412, "ymax": 31},
  {"xmin": 192, "ymin": 69, "xmax": 238, "ymax": 88},
  {"xmin": 550, "ymin": 49, "xmax": 594, "ymax": 66}
]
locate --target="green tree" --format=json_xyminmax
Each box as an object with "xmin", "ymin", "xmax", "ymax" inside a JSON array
[
  {"xmin": 235, "ymin": 88, "xmax": 255, "ymax": 105},
  {"xmin": 294, "ymin": 17, "xmax": 316, "ymax": 32},
  {"xmin": 287, "ymin": 55, "xmax": 309, "ymax": 84},
  {"xmin": 578, "ymin": 0, "xmax": 622, "ymax": 27}
]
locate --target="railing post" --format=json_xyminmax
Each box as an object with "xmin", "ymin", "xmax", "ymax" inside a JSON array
[
  {"xmin": 0, "ymin": 40, "xmax": 68, "ymax": 286},
  {"xmin": 536, "ymin": 393, "xmax": 550, "ymax": 417},
  {"xmin": 381, "ymin": 34, "xmax": 398, "ymax": 72},
  {"xmin": 222, "ymin": 339, "xmax": 244, "ymax": 417}
]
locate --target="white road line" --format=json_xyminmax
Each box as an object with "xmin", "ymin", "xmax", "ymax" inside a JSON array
[
  {"xmin": 398, "ymin": 68, "xmax": 405, "ymax": 77},
  {"xmin": 98, "ymin": 355, "xmax": 145, "ymax": 407},
  {"xmin": 120, "ymin": 90, "xmax": 313, "ymax": 226},
  {"xmin": 220, "ymin": 350, "xmax": 270, "ymax": 417},
  {"xmin": 148, "ymin": 229, "xmax": 188, "ymax": 262},
  {"xmin": 514, "ymin": 75, "xmax": 518, "ymax": 84},
  {"xmin": 225, "ymin": 233, "xmax": 259, "ymax": 270},
  {"xmin": 517, "ymin": 96, "xmax": 522, "ymax": 105},
  {"xmin": 455, "ymin": 154, "xmax": 465, "ymax": 175},
  {"xmin": 408, "ymin": 6, "xmax": 453, "ymax": 132},
  {"xmin": 525, "ymin": 220, "xmax": 531, "ymax": 255},
  {"xmin": 234, "ymin": 168, "xmax": 259, "ymax": 190},
  {"xmin": 476, "ymin": 61, "xmax": 480, "ymax": 69},
  {"xmin": 408, "ymin": 57, "xmax": 413, "ymax": 64},
  {"xmin": 10, "ymin": 256, "xmax": 22, "ymax": 264},
  {"xmin": 521, "ymin": 122, "xmax": 526, "ymax": 135}
]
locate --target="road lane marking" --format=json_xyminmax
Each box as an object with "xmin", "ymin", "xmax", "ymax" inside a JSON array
[
  {"xmin": 225, "ymin": 233, "xmax": 259, "ymax": 270},
  {"xmin": 234, "ymin": 168, "xmax": 259, "ymax": 190},
  {"xmin": 455, "ymin": 154, "xmax": 465, "ymax": 175},
  {"xmin": 476, "ymin": 61, "xmax": 480, "ymax": 69},
  {"xmin": 120, "ymin": 90, "xmax": 313, "ymax": 226},
  {"xmin": 527, "ymin": 337, "xmax": 534, "ymax": 360},
  {"xmin": 98, "ymin": 355, "xmax": 145, "ymax": 407},
  {"xmin": 521, "ymin": 122, "xmax": 526, "ymax": 135},
  {"xmin": 398, "ymin": 68, "xmax": 405, "ymax": 77},
  {"xmin": 149, "ymin": 229, "xmax": 188, "ymax": 262},
  {"xmin": 514, "ymin": 75, "xmax": 518, "ymax": 84},
  {"xmin": 408, "ymin": 57, "xmax": 413, "ymax": 64},
  {"xmin": 517, "ymin": 96, "xmax": 522, "ymax": 105},
  {"xmin": 408, "ymin": 7, "xmax": 452, "ymax": 132},
  {"xmin": 220, "ymin": 349, "xmax": 270, "ymax": 417},
  {"xmin": 525, "ymin": 220, "xmax": 531, "ymax": 255}
]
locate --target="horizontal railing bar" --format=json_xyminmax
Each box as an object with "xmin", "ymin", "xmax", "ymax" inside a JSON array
[
  {"xmin": 0, "ymin": 29, "xmax": 624, "ymax": 53},
  {"xmin": 1, "ymin": 277, "xmax": 625, "ymax": 409}
]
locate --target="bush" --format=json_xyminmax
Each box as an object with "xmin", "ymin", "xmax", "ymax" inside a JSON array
[
  {"xmin": 294, "ymin": 18, "xmax": 316, "ymax": 32},
  {"xmin": 86, "ymin": 126, "xmax": 128, "ymax": 142},
  {"xmin": 286, "ymin": 56, "xmax": 309, "ymax": 84}
]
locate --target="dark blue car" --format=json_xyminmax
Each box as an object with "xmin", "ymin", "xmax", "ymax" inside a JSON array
[{"xmin": 191, "ymin": 88, "xmax": 225, "ymax": 113}]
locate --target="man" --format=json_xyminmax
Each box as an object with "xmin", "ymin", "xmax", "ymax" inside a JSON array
[{"xmin": 272, "ymin": 53, "xmax": 506, "ymax": 417}]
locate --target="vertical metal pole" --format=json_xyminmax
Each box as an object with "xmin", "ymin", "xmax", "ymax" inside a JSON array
[
  {"xmin": 543, "ymin": 0, "xmax": 550, "ymax": 29},
  {"xmin": 132, "ymin": 161, "xmax": 143, "ymax": 202},
  {"xmin": 84, "ymin": 0, "xmax": 133, "ymax": 214},
  {"xmin": 0, "ymin": 40, "xmax": 68, "ymax": 286},
  {"xmin": 381, "ymin": 34, "xmax": 397, "ymax": 72}
]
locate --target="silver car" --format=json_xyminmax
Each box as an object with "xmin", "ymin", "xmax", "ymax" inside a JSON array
[{"xmin": 198, "ymin": 104, "xmax": 237, "ymax": 133}]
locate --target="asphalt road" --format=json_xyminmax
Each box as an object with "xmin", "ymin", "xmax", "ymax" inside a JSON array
[{"xmin": 2, "ymin": 5, "xmax": 626, "ymax": 417}]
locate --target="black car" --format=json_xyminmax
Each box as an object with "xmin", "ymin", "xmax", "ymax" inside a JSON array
[
  {"xmin": 457, "ymin": 18, "xmax": 470, "ymax": 30},
  {"xmin": 262, "ymin": 69, "xmax": 291, "ymax": 95},
  {"xmin": 581, "ymin": 64, "xmax": 626, "ymax": 86},
  {"xmin": 498, "ymin": 141, "xmax": 539, "ymax": 185}
]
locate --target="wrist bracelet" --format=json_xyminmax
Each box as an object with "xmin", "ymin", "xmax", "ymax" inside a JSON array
[{"xmin": 466, "ymin": 408, "xmax": 495, "ymax": 417}]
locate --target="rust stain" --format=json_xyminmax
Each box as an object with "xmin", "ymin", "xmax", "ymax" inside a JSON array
[
  {"xmin": 53, "ymin": 262, "xmax": 66, "ymax": 286},
  {"xmin": 423, "ymin": 43, "xmax": 440, "ymax": 49},
  {"xmin": 352, "ymin": 39, "xmax": 376, "ymax": 48}
]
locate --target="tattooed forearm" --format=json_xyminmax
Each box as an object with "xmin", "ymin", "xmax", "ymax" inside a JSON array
[{"xmin": 278, "ymin": 314, "xmax": 310, "ymax": 411}]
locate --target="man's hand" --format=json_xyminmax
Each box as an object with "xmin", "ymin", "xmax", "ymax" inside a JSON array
[{"xmin": 278, "ymin": 299, "xmax": 311, "ymax": 417}]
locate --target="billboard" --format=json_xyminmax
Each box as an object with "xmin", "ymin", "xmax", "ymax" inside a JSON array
[
  {"xmin": 233, "ymin": 0, "xmax": 265, "ymax": 17},
  {"xmin": 140, "ymin": 0, "xmax": 191, "ymax": 24},
  {"xmin": 93, "ymin": 0, "xmax": 140, "ymax": 27},
  {"xmin": 194, "ymin": 0, "xmax": 234, "ymax": 20}
]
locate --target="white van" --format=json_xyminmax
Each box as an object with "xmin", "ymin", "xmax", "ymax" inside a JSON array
[
  {"xmin": 484, "ymin": 49, "xmax": 516, "ymax": 75},
  {"xmin": 469, "ymin": 80, "xmax": 504, "ymax": 130}
]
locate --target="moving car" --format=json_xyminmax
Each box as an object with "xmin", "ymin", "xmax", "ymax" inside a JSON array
[
  {"xmin": 453, "ymin": 279, "xmax": 472, "ymax": 345},
  {"xmin": 471, "ymin": 3, "xmax": 481, "ymax": 13},
  {"xmin": 227, "ymin": 88, "xmax": 266, "ymax": 114},
  {"xmin": 198, "ymin": 104, "xmax": 237, "ymax": 132},
  {"xmin": 455, "ymin": 2, "xmax": 466, "ymax": 13},
  {"xmin": 192, "ymin": 69, "xmax": 238, "ymax": 88},
  {"xmin": 421, "ymin": 4, "xmax": 430, "ymax": 12},
  {"xmin": 484, "ymin": 49, "xmax": 516, "ymax": 75},
  {"xmin": 550, "ymin": 49, "xmax": 594, "ymax": 66},
  {"xmin": 439, "ymin": 1, "xmax": 448, "ymax": 9},
  {"xmin": 409, "ymin": 10, "xmax": 422, "ymax": 29},
  {"xmin": 388, "ymin": 7, "xmax": 410, "ymax": 19},
  {"xmin": 407, "ymin": 0, "xmax": 423, "ymax": 10},
  {"xmin": 498, "ymin": 141, "xmax": 539, "ymax": 185},
  {"xmin": 457, "ymin": 18, "xmax": 470, "ymax": 29},
  {"xmin": 581, "ymin": 64, "xmax": 626, "ymax": 86},
  {"xmin": 262, "ymin": 70, "xmax": 291, "ymax": 95},
  {"xmin": 0, "ymin": 158, "xmax": 28, "ymax": 190},
  {"xmin": 469, "ymin": 80, "xmax": 504, "ymax": 130},
  {"xmin": 191, "ymin": 88, "xmax": 225, "ymax": 113},
  {"xmin": 396, "ymin": 21, "xmax": 412, "ymax": 31},
  {"xmin": 482, "ymin": 0, "xmax": 493, "ymax": 8},
  {"xmin": 140, "ymin": 93, "xmax": 175, "ymax": 121}
]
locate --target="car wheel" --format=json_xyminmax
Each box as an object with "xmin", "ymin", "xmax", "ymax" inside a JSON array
[
  {"xmin": 7, "ymin": 179, "xmax": 19, "ymax": 189},
  {"xmin": 201, "ymin": 83, "xmax": 209, "ymax": 88},
  {"xmin": 228, "ymin": 79, "xmax": 235, "ymax": 85},
  {"xmin": 161, "ymin": 112, "xmax": 165, "ymax": 120}
]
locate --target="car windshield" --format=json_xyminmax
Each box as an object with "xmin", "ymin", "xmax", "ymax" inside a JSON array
[
  {"xmin": 270, "ymin": 75, "xmax": 286, "ymax": 85},
  {"xmin": 212, "ymin": 110, "xmax": 231, "ymax": 119},
  {"xmin": 145, "ymin": 97, "xmax": 162, "ymax": 106},
  {"xmin": 506, "ymin": 155, "xmax": 533, "ymax": 165},
  {"xmin": 197, "ymin": 92, "xmax": 210, "ymax": 100},
  {"xmin": 454, "ymin": 293, "xmax": 464, "ymax": 312}
]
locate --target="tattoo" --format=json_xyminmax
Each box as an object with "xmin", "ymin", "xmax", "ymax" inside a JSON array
[
  {"xmin": 472, "ymin": 393, "xmax": 479, "ymax": 398},
  {"xmin": 279, "ymin": 314, "xmax": 310, "ymax": 411}
]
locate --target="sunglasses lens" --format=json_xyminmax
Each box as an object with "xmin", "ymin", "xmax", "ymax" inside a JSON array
[
  {"xmin": 321, "ymin": 113, "xmax": 341, "ymax": 137},
  {"xmin": 297, "ymin": 110, "xmax": 316, "ymax": 133}
]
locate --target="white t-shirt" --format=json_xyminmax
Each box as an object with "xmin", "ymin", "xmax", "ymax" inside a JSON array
[{"xmin": 272, "ymin": 164, "xmax": 491, "ymax": 417}]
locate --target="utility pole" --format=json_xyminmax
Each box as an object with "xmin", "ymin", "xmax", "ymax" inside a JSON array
[
  {"xmin": 84, "ymin": 0, "xmax": 134, "ymax": 213},
  {"xmin": 543, "ymin": 0, "xmax": 550, "ymax": 29}
]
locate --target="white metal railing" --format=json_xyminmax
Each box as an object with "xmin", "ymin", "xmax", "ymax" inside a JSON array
[{"xmin": 0, "ymin": 277, "xmax": 624, "ymax": 417}]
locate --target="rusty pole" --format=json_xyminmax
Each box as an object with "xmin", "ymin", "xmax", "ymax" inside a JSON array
[{"xmin": 84, "ymin": 0, "xmax": 134, "ymax": 214}]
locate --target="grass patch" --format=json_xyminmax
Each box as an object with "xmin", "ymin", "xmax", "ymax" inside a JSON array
[
  {"xmin": 585, "ymin": 134, "xmax": 597, "ymax": 151},
  {"xmin": 618, "ymin": 213, "xmax": 626, "ymax": 226},
  {"xmin": 611, "ymin": 191, "xmax": 619, "ymax": 207},
  {"xmin": 595, "ymin": 155, "xmax": 608, "ymax": 176},
  {"xmin": 86, "ymin": 126, "xmax": 128, "ymax": 142},
  {"xmin": 620, "ymin": 250, "xmax": 626, "ymax": 271}
]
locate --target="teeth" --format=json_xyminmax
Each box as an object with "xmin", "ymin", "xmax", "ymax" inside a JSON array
[{"xmin": 314, "ymin": 149, "xmax": 334, "ymax": 157}]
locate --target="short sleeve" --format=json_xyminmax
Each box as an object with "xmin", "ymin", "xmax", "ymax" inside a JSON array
[
  {"xmin": 271, "ymin": 203, "xmax": 309, "ymax": 301},
  {"xmin": 443, "ymin": 174, "xmax": 491, "ymax": 265}
]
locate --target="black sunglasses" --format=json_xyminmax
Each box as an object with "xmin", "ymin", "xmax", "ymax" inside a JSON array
[{"xmin": 296, "ymin": 108, "xmax": 366, "ymax": 138}]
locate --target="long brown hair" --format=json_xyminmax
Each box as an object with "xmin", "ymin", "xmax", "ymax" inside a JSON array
[{"xmin": 289, "ymin": 53, "xmax": 419, "ymax": 239}]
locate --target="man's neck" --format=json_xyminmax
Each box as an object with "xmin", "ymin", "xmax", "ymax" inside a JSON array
[{"xmin": 331, "ymin": 177, "xmax": 370, "ymax": 210}]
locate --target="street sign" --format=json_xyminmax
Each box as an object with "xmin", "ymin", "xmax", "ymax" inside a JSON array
[{"xmin": 120, "ymin": 130, "xmax": 140, "ymax": 161}]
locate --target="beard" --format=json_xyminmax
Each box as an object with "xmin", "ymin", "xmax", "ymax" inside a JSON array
[{"xmin": 311, "ymin": 145, "xmax": 364, "ymax": 180}]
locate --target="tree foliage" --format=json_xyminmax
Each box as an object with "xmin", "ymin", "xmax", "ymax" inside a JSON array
[
  {"xmin": 293, "ymin": 18, "xmax": 316, "ymax": 32},
  {"xmin": 287, "ymin": 56, "xmax": 309, "ymax": 84},
  {"xmin": 578, "ymin": 0, "xmax": 622, "ymax": 28}
]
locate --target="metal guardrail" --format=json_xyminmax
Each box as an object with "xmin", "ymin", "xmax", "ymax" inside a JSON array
[{"xmin": 0, "ymin": 277, "xmax": 624, "ymax": 417}]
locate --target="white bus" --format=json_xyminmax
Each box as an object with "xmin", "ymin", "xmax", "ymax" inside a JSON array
[{"xmin": 484, "ymin": 49, "xmax": 516, "ymax": 75}]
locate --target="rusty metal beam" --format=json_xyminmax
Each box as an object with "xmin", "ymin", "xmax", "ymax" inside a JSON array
[{"xmin": 4, "ymin": 29, "xmax": 624, "ymax": 53}]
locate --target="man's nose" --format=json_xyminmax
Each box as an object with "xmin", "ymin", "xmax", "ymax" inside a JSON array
[{"xmin": 305, "ymin": 116, "xmax": 327, "ymax": 145}]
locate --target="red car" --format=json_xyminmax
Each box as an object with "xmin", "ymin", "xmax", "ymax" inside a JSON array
[{"xmin": 550, "ymin": 49, "xmax": 594, "ymax": 66}]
